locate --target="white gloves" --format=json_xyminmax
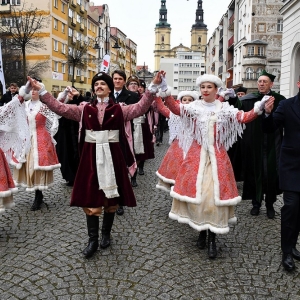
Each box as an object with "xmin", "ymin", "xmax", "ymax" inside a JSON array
[
  {"xmin": 218, "ymin": 87, "xmax": 236, "ymax": 100},
  {"xmin": 57, "ymin": 86, "xmax": 72, "ymax": 101},
  {"xmin": 24, "ymin": 80, "xmax": 32, "ymax": 94},
  {"xmin": 259, "ymin": 95, "xmax": 270, "ymax": 111},
  {"xmin": 148, "ymin": 74, "xmax": 168, "ymax": 94}
]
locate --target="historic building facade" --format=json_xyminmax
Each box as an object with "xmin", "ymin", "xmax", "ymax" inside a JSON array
[{"xmin": 280, "ymin": 0, "xmax": 300, "ymax": 98}]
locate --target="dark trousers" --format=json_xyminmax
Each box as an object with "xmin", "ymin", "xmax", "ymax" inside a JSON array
[
  {"xmin": 252, "ymin": 193, "xmax": 276, "ymax": 208},
  {"xmin": 281, "ymin": 191, "xmax": 300, "ymax": 254}
]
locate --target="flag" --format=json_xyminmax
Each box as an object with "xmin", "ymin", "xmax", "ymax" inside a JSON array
[
  {"xmin": 0, "ymin": 39, "xmax": 6, "ymax": 95},
  {"xmin": 100, "ymin": 54, "xmax": 110, "ymax": 73}
]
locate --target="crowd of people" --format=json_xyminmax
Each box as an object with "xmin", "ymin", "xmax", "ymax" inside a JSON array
[{"xmin": 1, "ymin": 69, "xmax": 300, "ymax": 272}]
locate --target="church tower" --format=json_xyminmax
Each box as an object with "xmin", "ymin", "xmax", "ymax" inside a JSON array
[
  {"xmin": 191, "ymin": 0, "xmax": 208, "ymax": 52},
  {"xmin": 154, "ymin": 0, "xmax": 171, "ymax": 71}
]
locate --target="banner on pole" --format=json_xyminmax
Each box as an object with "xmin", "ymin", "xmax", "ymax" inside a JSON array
[
  {"xmin": 0, "ymin": 39, "xmax": 6, "ymax": 95},
  {"xmin": 100, "ymin": 54, "xmax": 110, "ymax": 73}
]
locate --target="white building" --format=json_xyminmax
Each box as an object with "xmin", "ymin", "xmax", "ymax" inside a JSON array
[
  {"xmin": 280, "ymin": 0, "xmax": 300, "ymax": 98},
  {"xmin": 160, "ymin": 51, "xmax": 206, "ymax": 97}
]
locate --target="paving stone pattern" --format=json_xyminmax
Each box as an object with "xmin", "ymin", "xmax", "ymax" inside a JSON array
[{"xmin": 1, "ymin": 136, "xmax": 300, "ymax": 299}]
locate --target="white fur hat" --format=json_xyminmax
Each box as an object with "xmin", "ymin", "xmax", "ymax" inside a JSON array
[
  {"xmin": 196, "ymin": 74, "xmax": 223, "ymax": 88},
  {"xmin": 177, "ymin": 90, "xmax": 199, "ymax": 101},
  {"xmin": 18, "ymin": 86, "xmax": 31, "ymax": 101}
]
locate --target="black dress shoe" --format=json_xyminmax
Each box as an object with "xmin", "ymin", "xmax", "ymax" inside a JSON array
[
  {"xmin": 250, "ymin": 206, "xmax": 260, "ymax": 216},
  {"xmin": 138, "ymin": 168, "xmax": 144, "ymax": 175},
  {"xmin": 116, "ymin": 206, "xmax": 124, "ymax": 216},
  {"xmin": 131, "ymin": 178, "xmax": 138, "ymax": 187},
  {"xmin": 266, "ymin": 205, "xmax": 275, "ymax": 219},
  {"xmin": 292, "ymin": 248, "xmax": 300, "ymax": 261},
  {"xmin": 282, "ymin": 253, "xmax": 295, "ymax": 271}
]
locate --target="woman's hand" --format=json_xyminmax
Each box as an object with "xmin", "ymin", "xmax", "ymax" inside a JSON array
[
  {"xmin": 265, "ymin": 96, "xmax": 275, "ymax": 114},
  {"xmin": 152, "ymin": 70, "xmax": 166, "ymax": 85},
  {"xmin": 27, "ymin": 76, "xmax": 42, "ymax": 90}
]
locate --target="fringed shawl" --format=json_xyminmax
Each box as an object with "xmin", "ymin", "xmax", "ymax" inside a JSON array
[{"xmin": 178, "ymin": 100, "xmax": 245, "ymax": 152}]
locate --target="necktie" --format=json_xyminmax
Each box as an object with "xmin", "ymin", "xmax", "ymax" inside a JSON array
[{"xmin": 115, "ymin": 92, "xmax": 119, "ymax": 99}]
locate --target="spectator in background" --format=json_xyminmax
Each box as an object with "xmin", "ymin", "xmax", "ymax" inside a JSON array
[{"xmin": 0, "ymin": 83, "xmax": 18, "ymax": 106}]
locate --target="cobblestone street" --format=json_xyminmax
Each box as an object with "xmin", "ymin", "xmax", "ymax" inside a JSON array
[{"xmin": 1, "ymin": 137, "xmax": 300, "ymax": 299}]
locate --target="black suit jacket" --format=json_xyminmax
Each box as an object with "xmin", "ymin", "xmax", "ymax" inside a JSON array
[
  {"xmin": 114, "ymin": 87, "xmax": 139, "ymax": 105},
  {"xmin": 262, "ymin": 94, "xmax": 300, "ymax": 192}
]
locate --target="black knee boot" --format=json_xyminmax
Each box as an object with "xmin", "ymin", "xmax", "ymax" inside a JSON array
[
  {"xmin": 31, "ymin": 190, "xmax": 44, "ymax": 211},
  {"xmin": 100, "ymin": 212, "xmax": 115, "ymax": 249},
  {"xmin": 138, "ymin": 161, "xmax": 145, "ymax": 175},
  {"xmin": 83, "ymin": 215, "xmax": 99, "ymax": 258},
  {"xmin": 131, "ymin": 171, "xmax": 138, "ymax": 187},
  {"xmin": 207, "ymin": 230, "xmax": 217, "ymax": 259},
  {"xmin": 196, "ymin": 230, "xmax": 207, "ymax": 249}
]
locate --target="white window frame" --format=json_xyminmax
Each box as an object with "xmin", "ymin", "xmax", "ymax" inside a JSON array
[
  {"xmin": 54, "ymin": 61, "xmax": 59, "ymax": 72},
  {"xmin": 54, "ymin": 18, "xmax": 58, "ymax": 30},
  {"xmin": 53, "ymin": 40, "xmax": 58, "ymax": 51}
]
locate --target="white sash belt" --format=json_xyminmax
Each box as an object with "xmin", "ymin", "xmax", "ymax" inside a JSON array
[
  {"xmin": 85, "ymin": 129, "xmax": 120, "ymax": 198},
  {"xmin": 133, "ymin": 116, "xmax": 145, "ymax": 154}
]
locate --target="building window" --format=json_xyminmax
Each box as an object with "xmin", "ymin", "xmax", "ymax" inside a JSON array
[
  {"xmin": 11, "ymin": 0, "xmax": 21, "ymax": 5},
  {"xmin": 198, "ymin": 36, "xmax": 201, "ymax": 43},
  {"xmin": 62, "ymin": 2, "xmax": 65, "ymax": 13},
  {"xmin": 247, "ymin": 46, "xmax": 254, "ymax": 56},
  {"xmin": 246, "ymin": 67, "xmax": 254, "ymax": 80},
  {"xmin": 62, "ymin": 44, "xmax": 66, "ymax": 54},
  {"xmin": 257, "ymin": 46, "xmax": 264, "ymax": 56},
  {"xmin": 69, "ymin": 65, "xmax": 73, "ymax": 75},
  {"xmin": 161, "ymin": 35, "xmax": 164, "ymax": 43},
  {"xmin": 277, "ymin": 19, "xmax": 283, "ymax": 32},
  {"xmin": 53, "ymin": 61, "xmax": 58, "ymax": 72},
  {"xmin": 68, "ymin": 28, "xmax": 73, "ymax": 37},
  {"xmin": 53, "ymin": 40, "xmax": 58, "ymax": 51},
  {"xmin": 62, "ymin": 23, "xmax": 65, "ymax": 33},
  {"xmin": 61, "ymin": 63, "xmax": 66, "ymax": 74},
  {"xmin": 54, "ymin": 0, "xmax": 58, "ymax": 8},
  {"xmin": 54, "ymin": 18, "xmax": 58, "ymax": 30},
  {"xmin": 256, "ymin": 67, "xmax": 263, "ymax": 79}
]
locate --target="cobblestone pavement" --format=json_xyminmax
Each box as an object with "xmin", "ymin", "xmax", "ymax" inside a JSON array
[{"xmin": 1, "ymin": 136, "xmax": 300, "ymax": 300}]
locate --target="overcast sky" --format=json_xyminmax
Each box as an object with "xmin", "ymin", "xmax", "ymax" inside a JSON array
[{"xmin": 93, "ymin": 0, "xmax": 231, "ymax": 71}]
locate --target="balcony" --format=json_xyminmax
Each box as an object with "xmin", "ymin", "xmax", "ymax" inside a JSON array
[
  {"xmin": 0, "ymin": 3, "xmax": 10, "ymax": 13},
  {"xmin": 218, "ymin": 66, "xmax": 223, "ymax": 75},
  {"xmin": 80, "ymin": 5, "xmax": 85, "ymax": 13},
  {"xmin": 80, "ymin": 75, "xmax": 84, "ymax": 83},
  {"xmin": 228, "ymin": 36, "xmax": 234, "ymax": 49},
  {"xmin": 71, "ymin": 0, "xmax": 76, "ymax": 7},
  {"xmin": 242, "ymin": 55, "xmax": 266, "ymax": 66},
  {"xmin": 228, "ymin": 14, "xmax": 235, "ymax": 30},
  {"xmin": 71, "ymin": 17, "xmax": 76, "ymax": 26},
  {"xmin": 80, "ymin": 23, "xmax": 84, "ymax": 31},
  {"xmin": 227, "ymin": 58, "xmax": 234, "ymax": 69}
]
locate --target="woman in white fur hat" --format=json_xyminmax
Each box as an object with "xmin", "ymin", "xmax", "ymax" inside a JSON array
[
  {"xmin": 12, "ymin": 83, "xmax": 61, "ymax": 211},
  {"xmin": 155, "ymin": 90, "xmax": 199, "ymax": 192},
  {"xmin": 0, "ymin": 89, "xmax": 30, "ymax": 213},
  {"xmin": 155, "ymin": 74, "xmax": 273, "ymax": 259}
]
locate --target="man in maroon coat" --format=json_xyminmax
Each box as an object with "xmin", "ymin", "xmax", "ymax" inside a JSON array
[{"xmin": 26, "ymin": 71, "xmax": 165, "ymax": 258}]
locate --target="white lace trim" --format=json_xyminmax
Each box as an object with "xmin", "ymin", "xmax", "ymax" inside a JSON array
[
  {"xmin": 178, "ymin": 100, "xmax": 245, "ymax": 151},
  {"xmin": 0, "ymin": 96, "xmax": 30, "ymax": 163}
]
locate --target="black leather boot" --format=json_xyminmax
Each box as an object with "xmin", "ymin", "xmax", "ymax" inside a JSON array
[
  {"xmin": 82, "ymin": 215, "xmax": 99, "ymax": 258},
  {"xmin": 31, "ymin": 190, "xmax": 44, "ymax": 211},
  {"xmin": 131, "ymin": 171, "xmax": 138, "ymax": 187},
  {"xmin": 100, "ymin": 212, "xmax": 115, "ymax": 249},
  {"xmin": 196, "ymin": 230, "xmax": 207, "ymax": 249},
  {"xmin": 207, "ymin": 230, "xmax": 217, "ymax": 259},
  {"xmin": 116, "ymin": 206, "xmax": 124, "ymax": 216},
  {"xmin": 138, "ymin": 161, "xmax": 145, "ymax": 175}
]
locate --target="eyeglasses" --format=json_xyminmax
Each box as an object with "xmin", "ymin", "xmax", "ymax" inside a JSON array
[{"xmin": 129, "ymin": 82, "xmax": 138, "ymax": 86}]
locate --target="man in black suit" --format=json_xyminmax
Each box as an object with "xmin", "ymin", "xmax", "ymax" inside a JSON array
[
  {"xmin": 263, "ymin": 80, "xmax": 300, "ymax": 271},
  {"xmin": 112, "ymin": 70, "xmax": 140, "ymax": 216},
  {"xmin": 112, "ymin": 70, "xmax": 139, "ymax": 105},
  {"xmin": 0, "ymin": 82, "xmax": 18, "ymax": 106}
]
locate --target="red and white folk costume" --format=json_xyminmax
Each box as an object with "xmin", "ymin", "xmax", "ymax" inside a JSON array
[
  {"xmin": 0, "ymin": 94, "xmax": 30, "ymax": 212},
  {"xmin": 155, "ymin": 91, "xmax": 199, "ymax": 192},
  {"xmin": 13, "ymin": 89, "xmax": 60, "ymax": 192},
  {"xmin": 162, "ymin": 95, "xmax": 266, "ymax": 234}
]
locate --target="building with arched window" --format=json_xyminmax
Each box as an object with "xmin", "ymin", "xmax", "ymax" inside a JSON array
[{"xmin": 280, "ymin": 0, "xmax": 300, "ymax": 98}]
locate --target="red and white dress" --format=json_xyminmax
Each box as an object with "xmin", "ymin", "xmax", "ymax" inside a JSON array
[
  {"xmin": 0, "ymin": 96, "xmax": 30, "ymax": 213},
  {"xmin": 154, "ymin": 97, "xmax": 188, "ymax": 192},
  {"xmin": 163, "ymin": 98, "xmax": 263, "ymax": 234},
  {"xmin": 13, "ymin": 99, "xmax": 61, "ymax": 191}
]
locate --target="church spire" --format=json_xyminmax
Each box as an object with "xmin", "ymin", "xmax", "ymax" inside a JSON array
[
  {"xmin": 156, "ymin": 0, "xmax": 170, "ymax": 28},
  {"xmin": 192, "ymin": 0, "xmax": 207, "ymax": 29}
]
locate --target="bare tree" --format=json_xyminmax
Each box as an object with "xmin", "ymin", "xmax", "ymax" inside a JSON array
[
  {"xmin": 0, "ymin": 2, "xmax": 50, "ymax": 83},
  {"xmin": 66, "ymin": 38, "xmax": 94, "ymax": 86}
]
